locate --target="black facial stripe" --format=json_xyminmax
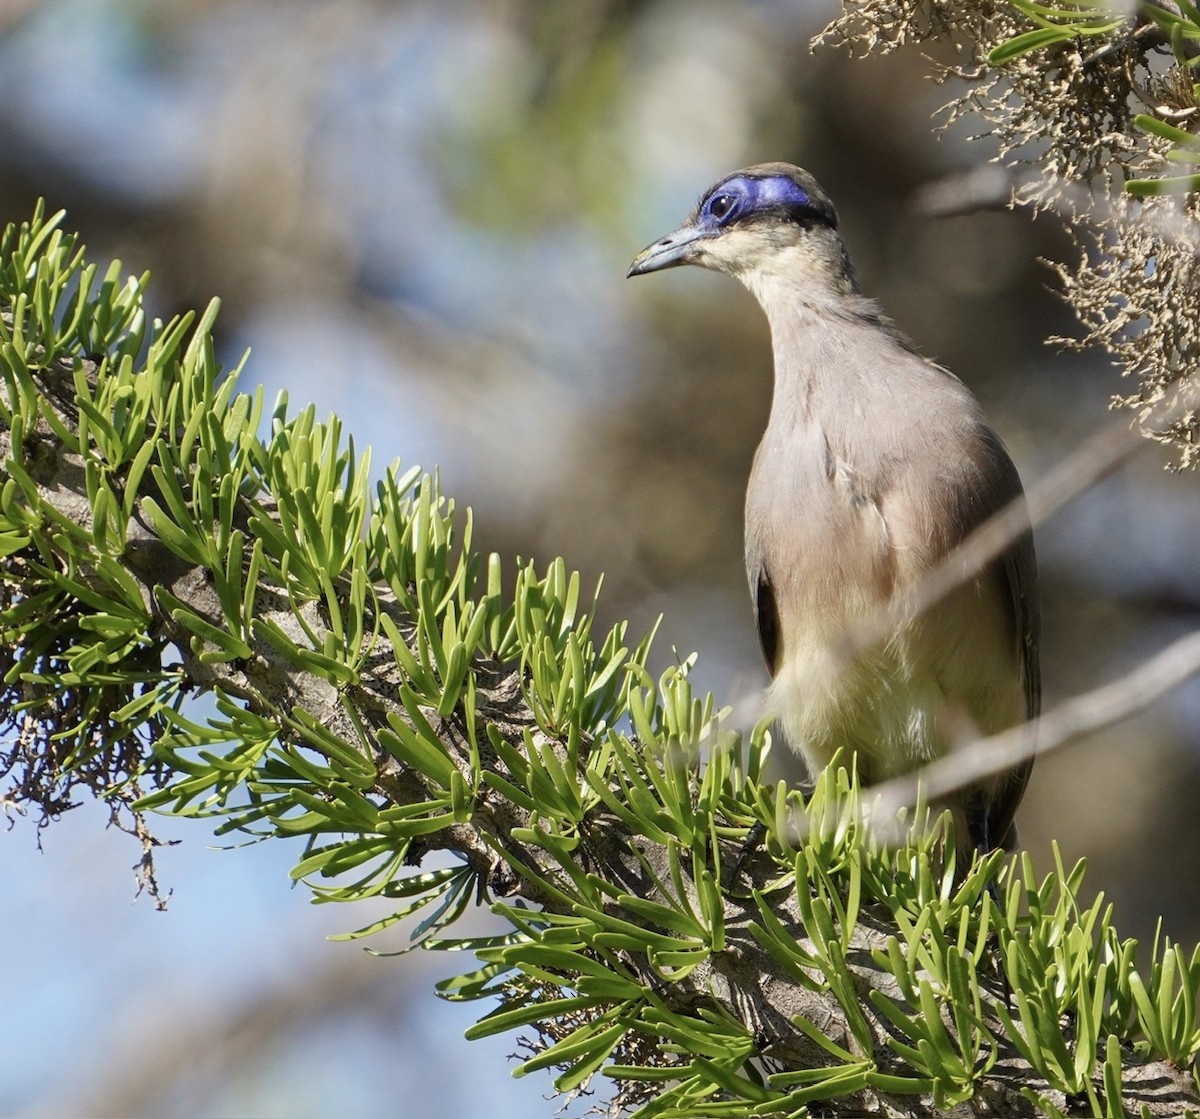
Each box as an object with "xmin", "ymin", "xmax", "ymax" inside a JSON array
[{"xmin": 729, "ymin": 201, "xmax": 836, "ymax": 230}]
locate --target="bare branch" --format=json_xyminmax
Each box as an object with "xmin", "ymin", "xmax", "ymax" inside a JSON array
[
  {"xmin": 871, "ymin": 627, "xmax": 1200, "ymax": 827},
  {"xmin": 833, "ymin": 383, "xmax": 1200, "ymax": 679}
]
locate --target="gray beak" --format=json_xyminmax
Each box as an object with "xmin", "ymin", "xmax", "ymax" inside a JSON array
[{"xmin": 627, "ymin": 222, "xmax": 712, "ymax": 277}]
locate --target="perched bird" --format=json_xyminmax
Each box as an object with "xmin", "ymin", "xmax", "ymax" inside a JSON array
[{"xmin": 628, "ymin": 163, "xmax": 1039, "ymax": 854}]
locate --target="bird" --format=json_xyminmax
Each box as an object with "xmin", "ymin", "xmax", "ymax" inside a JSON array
[{"xmin": 628, "ymin": 163, "xmax": 1039, "ymax": 855}]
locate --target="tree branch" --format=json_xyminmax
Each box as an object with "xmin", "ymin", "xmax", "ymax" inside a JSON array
[
  {"xmin": 2, "ymin": 313, "xmax": 1195, "ymax": 1115},
  {"xmin": 870, "ymin": 627, "xmax": 1200, "ymax": 835}
]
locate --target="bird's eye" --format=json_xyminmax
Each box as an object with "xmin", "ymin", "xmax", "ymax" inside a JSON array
[{"xmin": 708, "ymin": 194, "xmax": 736, "ymax": 222}]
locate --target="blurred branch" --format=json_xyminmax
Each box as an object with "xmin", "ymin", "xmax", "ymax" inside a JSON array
[
  {"xmin": 871, "ymin": 626, "xmax": 1200, "ymax": 828},
  {"xmin": 0, "ymin": 0, "xmax": 40, "ymax": 36},
  {"xmin": 52, "ymin": 950, "xmax": 406, "ymax": 1116},
  {"xmin": 820, "ymin": 369, "xmax": 1200, "ymax": 837},
  {"xmin": 835, "ymin": 382, "xmax": 1200, "ymax": 678}
]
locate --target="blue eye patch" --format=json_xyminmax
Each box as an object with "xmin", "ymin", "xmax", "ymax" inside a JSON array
[{"xmin": 697, "ymin": 175, "xmax": 819, "ymax": 231}]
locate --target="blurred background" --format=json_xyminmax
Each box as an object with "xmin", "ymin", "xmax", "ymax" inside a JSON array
[{"xmin": 3, "ymin": 1, "xmax": 1200, "ymax": 1115}]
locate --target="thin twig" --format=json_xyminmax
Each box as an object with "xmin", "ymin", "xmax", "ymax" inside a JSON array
[
  {"xmin": 831, "ymin": 384, "xmax": 1199, "ymax": 675},
  {"xmin": 870, "ymin": 626, "xmax": 1200, "ymax": 822}
]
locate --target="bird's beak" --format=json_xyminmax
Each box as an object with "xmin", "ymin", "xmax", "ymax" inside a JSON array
[{"xmin": 627, "ymin": 222, "xmax": 712, "ymax": 277}]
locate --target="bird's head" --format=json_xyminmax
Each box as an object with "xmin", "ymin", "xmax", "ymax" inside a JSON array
[{"xmin": 628, "ymin": 163, "xmax": 858, "ymax": 299}]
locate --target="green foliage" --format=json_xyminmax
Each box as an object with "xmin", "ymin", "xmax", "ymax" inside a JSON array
[
  {"xmin": 986, "ymin": 0, "xmax": 1126, "ymax": 65},
  {"xmin": 1130, "ymin": 113, "xmax": 1200, "ymax": 195},
  {"xmin": 3, "ymin": 202, "xmax": 1200, "ymax": 1116}
]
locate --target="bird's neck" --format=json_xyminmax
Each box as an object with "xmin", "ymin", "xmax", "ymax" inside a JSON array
[{"xmin": 746, "ymin": 276, "xmax": 886, "ymax": 425}]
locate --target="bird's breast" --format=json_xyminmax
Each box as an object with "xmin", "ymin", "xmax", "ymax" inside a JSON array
[
  {"xmin": 745, "ymin": 419, "xmax": 920, "ymax": 779},
  {"xmin": 743, "ymin": 414, "xmax": 1024, "ymax": 783},
  {"xmin": 745, "ymin": 421, "xmax": 895, "ymax": 641}
]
